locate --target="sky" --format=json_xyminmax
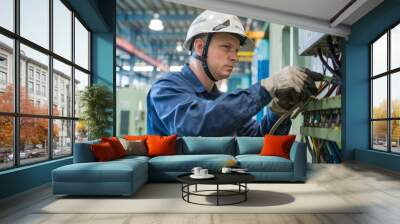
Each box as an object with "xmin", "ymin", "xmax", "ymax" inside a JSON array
[
  {"xmin": 372, "ymin": 32, "xmax": 400, "ymax": 107},
  {"xmin": 0, "ymin": 0, "xmax": 89, "ymax": 74}
]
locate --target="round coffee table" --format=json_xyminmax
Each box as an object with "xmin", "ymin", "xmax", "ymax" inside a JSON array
[{"xmin": 177, "ymin": 172, "xmax": 255, "ymax": 206}]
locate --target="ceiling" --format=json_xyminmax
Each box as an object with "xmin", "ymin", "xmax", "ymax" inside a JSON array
[
  {"xmin": 116, "ymin": 0, "xmax": 202, "ymax": 69},
  {"xmin": 116, "ymin": 0, "xmax": 384, "ymax": 73},
  {"xmin": 166, "ymin": 0, "xmax": 384, "ymax": 37},
  {"xmin": 116, "ymin": 0, "xmax": 265, "ymax": 72}
]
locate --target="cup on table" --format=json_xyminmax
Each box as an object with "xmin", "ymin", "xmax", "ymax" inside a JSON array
[
  {"xmin": 191, "ymin": 167, "xmax": 202, "ymax": 176},
  {"xmin": 199, "ymin": 168, "xmax": 208, "ymax": 176},
  {"xmin": 221, "ymin": 167, "xmax": 232, "ymax": 174}
]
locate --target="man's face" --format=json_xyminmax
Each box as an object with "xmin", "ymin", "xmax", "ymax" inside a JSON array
[{"xmin": 206, "ymin": 33, "xmax": 240, "ymax": 80}]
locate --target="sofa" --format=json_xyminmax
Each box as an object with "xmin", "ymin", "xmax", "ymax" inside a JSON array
[{"xmin": 52, "ymin": 137, "xmax": 306, "ymax": 196}]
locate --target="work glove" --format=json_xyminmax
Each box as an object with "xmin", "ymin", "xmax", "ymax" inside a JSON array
[
  {"xmin": 269, "ymin": 98, "xmax": 289, "ymax": 116},
  {"xmin": 261, "ymin": 66, "xmax": 309, "ymax": 98},
  {"xmin": 265, "ymin": 67, "xmax": 319, "ymax": 115}
]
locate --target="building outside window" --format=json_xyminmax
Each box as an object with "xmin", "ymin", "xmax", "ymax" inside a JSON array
[
  {"xmin": 28, "ymin": 81, "xmax": 34, "ymax": 94},
  {"xmin": 42, "ymin": 85, "xmax": 46, "ymax": 97},
  {"xmin": 28, "ymin": 66, "xmax": 34, "ymax": 79},
  {"xmin": 0, "ymin": 54, "xmax": 7, "ymax": 89},
  {"xmin": 0, "ymin": 54, "xmax": 7, "ymax": 67},
  {"xmin": 41, "ymin": 73, "xmax": 46, "ymax": 83},
  {"xmin": 36, "ymin": 83, "xmax": 40, "ymax": 95},
  {"xmin": 35, "ymin": 70, "xmax": 40, "ymax": 81},
  {"xmin": 0, "ymin": 71, "xmax": 6, "ymax": 84}
]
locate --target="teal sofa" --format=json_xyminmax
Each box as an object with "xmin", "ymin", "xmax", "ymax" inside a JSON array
[{"xmin": 52, "ymin": 137, "xmax": 306, "ymax": 196}]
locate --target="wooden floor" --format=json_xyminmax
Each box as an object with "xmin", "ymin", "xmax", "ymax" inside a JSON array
[{"xmin": 1, "ymin": 162, "xmax": 400, "ymax": 224}]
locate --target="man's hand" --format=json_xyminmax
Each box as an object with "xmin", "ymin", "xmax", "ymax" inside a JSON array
[
  {"xmin": 263, "ymin": 66, "xmax": 319, "ymax": 114},
  {"xmin": 261, "ymin": 66, "xmax": 309, "ymax": 98}
]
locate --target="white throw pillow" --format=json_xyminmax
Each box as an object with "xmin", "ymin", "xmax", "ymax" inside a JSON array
[{"xmin": 119, "ymin": 138, "xmax": 147, "ymax": 156}]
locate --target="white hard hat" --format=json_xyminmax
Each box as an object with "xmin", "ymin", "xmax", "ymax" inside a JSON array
[{"xmin": 183, "ymin": 10, "xmax": 254, "ymax": 51}]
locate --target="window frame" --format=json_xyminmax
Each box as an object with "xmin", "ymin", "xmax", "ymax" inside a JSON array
[
  {"xmin": 0, "ymin": 0, "xmax": 92, "ymax": 171},
  {"xmin": 370, "ymin": 20, "xmax": 400, "ymax": 154}
]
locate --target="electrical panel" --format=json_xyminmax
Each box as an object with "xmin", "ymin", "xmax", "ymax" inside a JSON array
[{"xmin": 298, "ymin": 29, "xmax": 344, "ymax": 163}]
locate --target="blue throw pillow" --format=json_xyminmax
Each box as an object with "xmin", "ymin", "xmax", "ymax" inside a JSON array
[
  {"xmin": 236, "ymin": 137, "xmax": 264, "ymax": 155},
  {"xmin": 73, "ymin": 139, "xmax": 100, "ymax": 163},
  {"xmin": 180, "ymin": 137, "xmax": 235, "ymax": 155}
]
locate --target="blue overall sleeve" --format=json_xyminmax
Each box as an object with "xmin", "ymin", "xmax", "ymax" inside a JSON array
[
  {"xmin": 236, "ymin": 108, "xmax": 292, "ymax": 136},
  {"xmin": 149, "ymin": 79, "xmax": 272, "ymax": 136}
]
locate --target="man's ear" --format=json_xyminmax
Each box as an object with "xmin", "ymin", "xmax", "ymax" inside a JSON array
[{"xmin": 193, "ymin": 38, "xmax": 204, "ymax": 56}]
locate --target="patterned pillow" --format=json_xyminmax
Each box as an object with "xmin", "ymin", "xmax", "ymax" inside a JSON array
[{"xmin": 119, "ymin": 138, "xmax": 147, "ymax": 156}]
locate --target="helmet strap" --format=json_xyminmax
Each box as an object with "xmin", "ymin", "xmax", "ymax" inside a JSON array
[{"xmin": 192, "ymin": 33, "xmax": 217, "ymax": 82}]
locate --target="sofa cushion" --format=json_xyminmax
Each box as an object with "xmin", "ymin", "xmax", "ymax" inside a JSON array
[
  {"xmin": 101, "ymin": 137, "xmax": 127, "ymax": 158},
  {"xmin": 260, "ymin": 134, "xmax": 296, "ymax": 159},
  {"xmin": 179, "ymin": 137, "xmax": 235, "ymax": 155},
  {"xmin": 52, "ymin": 158, "xmax": 147, "ymax": 183},
  {"xmin": 124, "ymin": 135, "xmax": 148, "ymax": 141},
  {"xmin": 115, "ymin": 155, "xmax": 150, "ymax": 163},
  {"xmin": 73, "ymin": 139, "xmax": 100, "ymax": 163},
  {"xmin": 148, "ymin": 154, "xmax": 235, "ymax": 172},
  {"xmin": 147, "ymin": 135, "xmax": 177, "ymax": 157},
  {"xmin": 236, "ymin": 137, "xmax": 264, "ymax": 155},
  {"xmin": 236, "ymin": 155, "xmax": 293, "ymax": 172},
  {"xmin": 119, "ymin": 138, "xmax": 147, "ymax": 156},
  {"xmin": 91, "ymin": 142, "xmax": 118, "ymax": 161}
]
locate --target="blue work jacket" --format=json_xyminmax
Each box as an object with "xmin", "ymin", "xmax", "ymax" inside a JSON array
[{"xmin": 146, "ymin": 64, "xmax": 291, "ymax": 136}]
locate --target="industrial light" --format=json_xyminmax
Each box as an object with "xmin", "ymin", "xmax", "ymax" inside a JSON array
[
  {"xmin": 122, "ymin": 65, "xmax": 131, "ymax": 71},
  {"xmin": 169, "ymin": 65, "xmax": 183, "ymax": 72},
  {"xmin": 149, "ymin": 13, "xmax": 164, "ymax": 31},
  {"xmin": 133, "ymin": 65, "xmax": 154, "ymax": 72},
  {"xmin": 176, "ymin": 42, "xmax": 183, "ymax": 52}
]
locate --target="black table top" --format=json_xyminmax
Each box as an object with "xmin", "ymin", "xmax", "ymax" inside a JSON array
[{"xmin": 177, "ymin": 172, "xmax": 255, "ymax": 185}]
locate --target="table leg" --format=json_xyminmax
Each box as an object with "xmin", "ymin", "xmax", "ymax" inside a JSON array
[
  {"xmin": 181, "ymin": 184, "xmax": 183, "ymax": 199},
  {"xmin": 217, "ymin": 184, "xmax": 219, "ymax": 206},
  {"xmin": 195, "ymin": 184, "xmax": 197, "ymax": 192},
  {"xmin": 245, "ymin": 183, "xmax": 247, "ymax": 201},
  {"xmin": 188, "ymin": 184, "xmax": 190, "ymax": 202}
]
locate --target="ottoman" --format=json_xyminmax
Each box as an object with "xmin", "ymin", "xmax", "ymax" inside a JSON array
[{"xmin": 52, "ymin": 158, "xmax": 148, "ymax": 196}]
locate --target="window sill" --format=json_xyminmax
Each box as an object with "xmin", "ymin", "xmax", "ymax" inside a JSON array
[{"xmin": 0, "ymin": 156, "xmax": 72, "ymax": 175}]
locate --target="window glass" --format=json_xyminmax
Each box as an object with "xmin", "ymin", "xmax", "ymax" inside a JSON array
[
  {"xmin": 372, "ymin": 77, "xmax": 387, "ymax": 119},
  {"xmin": 20, "ymin": 0, "xmax": 49, "ymax": 49},
  {"xmin": 0, "ymin": 0, "xmax": 14, "ymax": 31},
  {"xmin": 53, "ymin": 119, "xmax": 72, "ymax": 157},
  {"xmin": 74, "ymin": 18, "xmax": 89, "ymax": 70},
  {"xmin": 372, "ymin": 121, "xmax": 388, "ymax": 151},
  {"xmin": 372, "ymin": 33, "xmax": 387, "ymax": 76},
  {"xmin": 0, "ymin": 116, "xmax": 13, "ymax": 170},
  {"xmin": 391, "ymin": 24, "xmax": 400, "ymax": 70},
  {"xmin": 74, "ymin": 69, "xmax": 89, "ymax": 118},
  {"xmin": 391, "ymin": 72, "xmax": 400, "ymax": 118},
  {"xmin": 0, "ymin": 35, "xmax": 14, "ymax": 113},
  {"xmin": 20, "ymin": 44, "xmax": 49, "ymax": 115},
  {"xmin": 75, "ymin": 120, "xmax": 88, "ymax": 143},
  {"xmin": 20, "ymin": 117, "xmax": 49, "ymax": 165},
  {"xmin": 53, "ymin": 59, "xmax": 72, "ymax": 117},
  {"xmin": 53, "ymin": 0, "xmax": 72, "ymax": 60},
  {"xmin": 0, "ymin": 0, "xmax": 92, "ymax": 168},
  {"xmin": 391, "ymin": 120, "xmax": 400, "ymax": 153}
]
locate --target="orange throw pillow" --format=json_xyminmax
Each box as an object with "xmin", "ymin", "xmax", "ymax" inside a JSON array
[
  {"xmin": 260, "ymin": 134, "xmax": 296, "ymax": 159},
  {"xmin": 101, "ymin": 137, "xmax": 126, "ymax": 158},
  {"xmin": 91, "ymin": 142, "xmax": 117, "ymax": 161},
  {"xmin": 146, "ymin": 135, "xmax": 177, "ymax": 157},
  {"xmin": 124, "ymin": 135, "xmax": 148, "ymax": 141}
]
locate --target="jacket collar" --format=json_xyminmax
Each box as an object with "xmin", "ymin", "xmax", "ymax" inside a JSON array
[{"xmin": 181, "ymin": 64, "xmax": 220, "ymax": 95}]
